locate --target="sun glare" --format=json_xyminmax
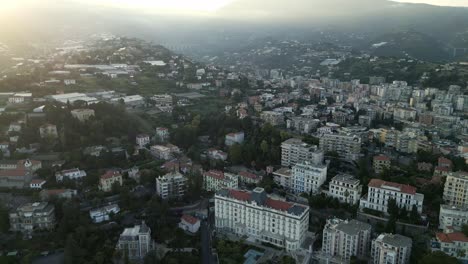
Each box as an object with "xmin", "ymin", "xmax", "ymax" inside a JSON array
[{"xmin": 77, "ymin": 0, "xmax": 234, "ymax": 12}]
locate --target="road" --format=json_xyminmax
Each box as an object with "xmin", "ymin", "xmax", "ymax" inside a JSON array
[{"xmin": 201, "ymin": 220, "xmax": 213, "ymax": 264}]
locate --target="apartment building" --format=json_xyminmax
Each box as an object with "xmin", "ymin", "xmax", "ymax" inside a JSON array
[
  {"xmin": 99, "ymin": 170, "xmax": 123, "ymax": 192},
  {"xmin": 359, "ymin": 179, "xmax": 424, "ymax": 214},
  {"xmin": 9, "ymin": 202, "xmax": 55, "ymax": 234},
  {"xmin": 286, "ymin": 117, "xmax": 320, "ymax": 134},
  {"xmin": 203, "ymin": 170, "xmax": 238, "ymax": 192},
  {"xmin": 328, "ymin": 174, "xmax": 362, "ymax": 205},
  {"xmin": 215, "ymin": 187, "xmax": 310, "ymax": 251},
  {"xmin": 55, "ymin": 168, "xmax": 87, "ymax": 181},
  {"xmin": 373, "ymin": 155, "xmax": 391, "ymax": 174},
  {"xmin": 439, "ymin": 205, "xmax": 468, "ymax": 231},
  {"xmin": 273, "ymin": 167, "xmax": 292, "ymax": 191},
  {"xmin": 136, "ymin": 134, "xmax": 150, "ymax": 147},
  {"xmin": 371, "ymin": 234, "xmax": 412, "ymax": 264},
  {"xmin": 155, "ymin": 171, "xmax": 187, "ymax": 199},
  {"xmin": 291, "ymin": 161, "xmax": 327, "ymax": 195},
  {"xmin": 443, "ymin": 171, "xmax": 468, "ymax": 208},
  {"xmin": 321, "ymin": 218, "xmax": 371, "ymax": 262},
  {"xmin": 39, "ymin": 124, "xmax": 58, "ymax": 138},
  {"xmin": 156, "ymin": 127, "xmax": 170, "ymax": 142},
  {"xmin": 281, "ymin": 138, "xmax": 324, "ymax": 167},
  {"xmin": 89, "ymin": 204, "xmax": 120, "ymax": 223},
  {"xmin": 260, "ymin": 111, "xmax": 285, "ymax": 126},
  {"xmin": 225, "ymin": 132, "xmax": 245, "ymax": 146},
  {"xmin": 71, "ymin": 108, "xmax": 95, "ymax": 122},
  {"xmin": 319, "ymin": 133, "xmax": 361, "ymax": 161},
  {"xmin": 116, "ymin": 222, "xmax": 155, "ymax": 260}
]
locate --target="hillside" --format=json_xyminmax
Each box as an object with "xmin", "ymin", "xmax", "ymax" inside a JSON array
[{"xmin": 369, "ymin": 31, "xmax": 450, "ymax": 61}]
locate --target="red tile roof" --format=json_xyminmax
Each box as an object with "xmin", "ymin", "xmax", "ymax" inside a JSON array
[
  {"xmin": 368, "ymin": 179, "xmax": 416, "ymax": 195},
  {"xmin": 438, "ymin": 157, "xmax": 453, "ymax": 167},
  {"xmin": 436, "ymin": 232, "xmax": 468, "ymax": 243},
  {"xmin": 204, "ymin": 170, "xmax": 225, "ymax": 180},
  {"xmin": 228, "ymin": 189, "xmax": 251, "ymax": 201},
  {"xmin": 0, "ymin": 169, "xmax": 27, "ymax": 177},
  {"xmin": 435, "ymin": 166, "xmax": 450, "ymax": 172},
  {"xmin": 31, "ymin": 179, "xmax": 46, "ymax": 184},
  {"xmin": 239, "ymin": 171, "xmax": 259, "ymax": 180},
  {"xmin": 374, "ymin": 155, "xmax": 390, "ymax": 161},
  {"xmin": 101, "ymin": 170, "xmax": 121, "ymax": 180},
  {"xmin": 265, "ymin": 198, "xmax": 293, "ymax": 212},
  {"xmin": 43, "ymin": 189, "xmax": 66, "ymax": 195},
  {"xmin": 181, "ymin": 214, "xmax": 199, "ymax": 225}
]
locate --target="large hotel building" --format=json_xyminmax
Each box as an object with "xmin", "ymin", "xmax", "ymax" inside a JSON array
[{"xmin": 214, "ymin": 187, "xmax": 309, "ymax": 251}]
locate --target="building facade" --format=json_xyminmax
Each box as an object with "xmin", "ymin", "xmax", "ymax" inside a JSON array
[
  {"xmin": 155, "ymin": 171, "xmax": 187, "ymax": 199},
  {"xmin": 319, "ymin": 134, "xmax": 361, "ymax": 161},
  {"xmin": 215, "ymin": 187, "xmax": 310, "ymax": 251},
  {"xmin": 99, "ymin": 170, "xmax": 123, "ymax": 192},
  {"xmin": 359, "ymin": 179, "xmax": 424, "ymax": 214},
  {"xmin": 291, "ymin": 161, "xmax": 327, "ymax": 195},
  {"xmin": 439, "ymin": 205, "xmax": 468, "ymax": 231},
  {"xmin": 116, "ymin": 222, "xmax": 155, "ymax": 260},
  {"xmin": 281, "ymin": 138, "xmax": 324, "ymax": 167},
  {"xmin": 328, "ymin": 174, "xmax": 362, "ymax": 205},
  {"xmin": 203, "ymin": 170, "xmax": 238, "ymax": 192},
  {"xmin": 371, "ymin": 234, "xmax": 412, "ymax": 264},
  {"xmin": 9, "ymin": 202, "xmax": 55, "ymax": 234},
  {"xmin": 443, "ymin": 171, "xmax": 468, "ymax": 208},
  {"xmin": 322, "ymin": 218, "xmax": 371, "ymax": 262}
]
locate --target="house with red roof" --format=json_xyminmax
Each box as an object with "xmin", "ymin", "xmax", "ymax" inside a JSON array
[
  {"xmin": 373, "ymin": 155, "xmax": 391, "ymax": 174},
  {"xmin": 359, "ymin": 179, "xmax": 424, "ymax": 214},
  {"xmin": 178, "ymin": 214, "xmax": 200, "ymax": 234},
  {"xmin": 434, "ymin": 228, "xmax": 468, "ymax": 262},
  {"xmin": 203, "ymin": 170, "xmax": 238, "ymax": 192},
  {"xmin": 238, "ymin": 171, "xmax": 261, "ymax": 184},
  {"xmin": 99, "ymin": 170, "xmax": 123, "ymax": 192}
]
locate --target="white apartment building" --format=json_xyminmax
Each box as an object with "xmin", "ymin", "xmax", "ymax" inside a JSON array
[
  {"xmin": 321, "ymin": 218, "xmax": 371, "ymax": 262},
  {"xmin": 156, "ymin": 127, "xmax": 169, "ymax": 142},
  {"xmin": 215, "ymin": 187, "xmax": 310, "ymax": 251},
  {"xmin": 89, "ymin": 204, "xmax": 120, "ymax": 223},
  {"xmin": 260, "ymin": 111, "xmax": 285, "ymax": 126},
  {"xmin": 155, "ymin": 171, "xmax": 187, "ymax": 200},
  {"xmin": 225, "ymin": 132, "xmax": 245, "ymax": 146},
  {"xmin": 281, "ymin": 138, "xmax": 324, "ymax": 167},
  {"xmin": 291, "ymin": 161, "xmax": 327, "ymax": 195},
  {"xmin": 328, "ymin": 174, "xmax": 362, "ymax": 205},
  {"xmin": 273, "ymin": 167, "xmax": 292, "ymax": 191},
  {"xmin": 203, "ymin": 170, "xmax": 238, "ymax": 192},
  {"xmin": 359, "ymin": 179, "xmax": 424, "ymax": 214},
  {"xmin": 439, "ymin": 205, "xmax": 468, "ymax": 231},
  {"xmin": 443, "ymin": 171, "xmax": 468, "ymax": 208},
  {"xmin": 116, "ymin": 222, "xmax": 155, "ymax": 260},
  {"xmin": 71, "ymin": 108, "xmax": 95, "ymax": 122},
  {"xmin": 55, "ymin": 168, "xmax": 87, "ymax": 181},
  {"xmin": 319, "ymin": 133, "xmax": 362, "ymax": 161},
  {"xmin": 371, "ymin": 234, "xmax": 412, "ymax": 264},
  {"xmin": 151, "ymin": 145, "xmax": 172, "ymax": 160},
  {"xmin": 136, "ymin": 134, "xmax": 150, "ymax": 147}
]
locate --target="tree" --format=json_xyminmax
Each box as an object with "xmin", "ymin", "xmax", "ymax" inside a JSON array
[
  {"xmin": 229, "ymin": 144, "xmax": 243, "ymax": 165},
  {"xmin": 0, "ymin": 202, "xmax": 9, "ymax": 233},
  {"xmin": 409, "ymin": 205, "xmax": 421, "ymax": 224},
  {"xmin": 418, "ymin": 251, "xmax": 459, "ymax": 264},
  {"xmin": 387, "ymin": 198, "xmax": 399, "ymax": 218}
]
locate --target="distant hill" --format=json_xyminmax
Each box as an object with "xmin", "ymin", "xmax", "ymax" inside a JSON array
[{"xmin": 369, "ymin": 30, "xmax": 450, "ymax": 61}]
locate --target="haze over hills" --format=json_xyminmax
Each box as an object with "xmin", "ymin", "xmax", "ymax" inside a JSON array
[{"xmin": 0, "ymin": 0, "xmax": 467, "ymax": 61}]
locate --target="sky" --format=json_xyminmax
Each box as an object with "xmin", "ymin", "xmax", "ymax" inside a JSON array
[{"xmin": 1, "ymin": 0, "xmax": 468, "ymax": 14}]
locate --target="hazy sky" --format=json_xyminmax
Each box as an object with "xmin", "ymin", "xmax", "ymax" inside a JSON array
[{"xmin": 1, "ymin": 0, "xmax": 468, "ymax": 14}]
